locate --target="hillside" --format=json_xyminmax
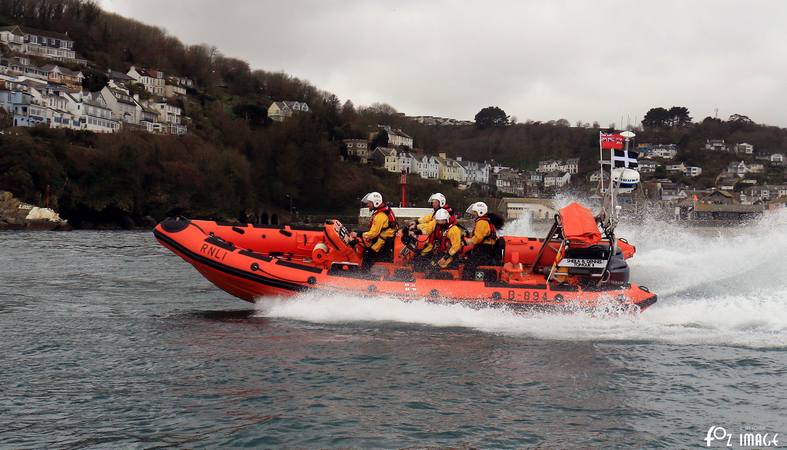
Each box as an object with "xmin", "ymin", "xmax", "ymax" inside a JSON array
[{"xmin": 0, "ymin": 0, "xmax": 785, "ymax": 228}]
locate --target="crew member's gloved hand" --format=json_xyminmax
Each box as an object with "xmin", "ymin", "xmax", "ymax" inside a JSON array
[
  {"xmin": 348, "ymin": 239, "xmax": 358, "ymax": 247},
  {"xmin": 437, "ymin": 256, "xmax": 453, "ymax": 269}
]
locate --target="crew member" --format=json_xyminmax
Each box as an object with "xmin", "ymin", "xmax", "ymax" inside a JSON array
[
  {"xmin": 462, "ymin": 201, "xmax": 502, "ymax": 280},
  {"xmin": 432, "ymin": 208, "xmax": 464, "ymax": 271},
  {"xmin": 408, "ymin": 192, "xmax": 453, "ymax": 260},
  {"xmin": 411, "ymin": 207, "xmax": 452, "ymax": 272},
  {"xmin": 360, "ymin": 191, "xmax": 397, "ymax": 269}
]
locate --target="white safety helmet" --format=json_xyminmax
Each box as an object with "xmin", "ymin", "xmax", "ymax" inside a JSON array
[
  {"xmin": 361, "ymin": 192, "xmax": 383, "ymax": 208},
  {"xmin": 428, "ymin": 193, "xmax": 446, "ymax": 208},
  {"xmin": 434, "ymin": 208, "xmax": 451, "ymax": 222},
  {"xmin": 466, "ymin": 201, "xmax": 488, "ymax": 217}
]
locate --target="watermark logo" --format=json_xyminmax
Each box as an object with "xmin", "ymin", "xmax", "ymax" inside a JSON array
[{"xmin": 705, "ymin": 425, "xmax": 779, "ymax": 447}]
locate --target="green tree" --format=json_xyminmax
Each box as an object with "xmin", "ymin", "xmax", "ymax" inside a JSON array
[
  {"xmin": 642, "ymin": 107, "xmax": 670, "ymax": 128},
  {"xmin": 668, "ymin": 106, "xmax": 692, "ymax": 127},
  {"xmin": 729, "ymin": 113, "xmax": 753, "ymax": 124},
  {"xmin": 474, "ymin": 106, "xmax": 509, "ymax": 129},
  {"xmin": 643, "ymin": 106, "xmax": 691, "ymax": 128}
]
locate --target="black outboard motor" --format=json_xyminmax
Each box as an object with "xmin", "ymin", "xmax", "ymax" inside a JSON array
[
  {"xmin": 560, "ymin": 244, "xmax": 630, "ymax": 286},
  {"xmin": 605, "ymin": 248, "xmax": 630, "ymax": 286}
]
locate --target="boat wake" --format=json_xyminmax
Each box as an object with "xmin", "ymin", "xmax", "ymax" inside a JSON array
[{"xmin": 255, "ymin": 209, "xmax": 787, "ymax": 349}]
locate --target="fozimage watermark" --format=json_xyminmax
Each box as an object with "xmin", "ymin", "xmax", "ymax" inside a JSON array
[{"xmin": 704, "ymin": 425, "xmax": 780, "ymax": 447}]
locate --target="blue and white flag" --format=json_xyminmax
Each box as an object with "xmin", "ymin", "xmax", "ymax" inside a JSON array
[{"xmin": 612, "ymin": 149, "xmax": 638, "ymax": 169}]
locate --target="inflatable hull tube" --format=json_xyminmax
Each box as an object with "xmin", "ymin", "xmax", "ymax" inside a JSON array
[{"xmin": 154, "ymin": 218, "xmax": 656, "ymax": 312}]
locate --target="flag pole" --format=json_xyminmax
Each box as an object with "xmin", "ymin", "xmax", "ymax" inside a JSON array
[
  {"xmin": 610, "ymin": 136, "xmax": 615, "ymax": 225},
  {"xmin": 598, "ymin": 131, "xmax": 604, "ymax": 195}
]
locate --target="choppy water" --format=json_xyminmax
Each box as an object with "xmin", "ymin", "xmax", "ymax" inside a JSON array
[{"xmin": 2, "ymin": 211, "xmax": 786, "ymax": 448}]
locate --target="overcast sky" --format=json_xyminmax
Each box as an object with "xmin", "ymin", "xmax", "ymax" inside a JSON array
[{"xmin": 97, "ymin": 0, "xmax": 787, "ymax": 127}]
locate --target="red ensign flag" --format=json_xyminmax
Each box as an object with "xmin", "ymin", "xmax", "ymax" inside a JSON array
[{"xmin": 600, "ymin": 132, "xmax": 624, "ymax": 150}]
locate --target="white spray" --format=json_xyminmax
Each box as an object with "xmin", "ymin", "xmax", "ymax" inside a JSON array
[{"xmin": 255, "ymin": 209, "xmax": 787, "ymax": 349}]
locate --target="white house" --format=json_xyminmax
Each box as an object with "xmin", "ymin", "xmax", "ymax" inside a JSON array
[
  {"xmin": 456, "ymin": 157, "xmax": 491, "ymax": 184},
  {"xmin": 149, "ymin": 100, "xmax": 182, "ymax": 124},
  {"xmin": 543, "ymin": 171, "xmax": 571, "ymax": 188},
  {"xmin": 383, "ymin": 126, "xmax": 413, "ymax": 149},
  {"xmin": 41, "ymin": 85, "xmax": 82, "ymax": 130},
  {"xmin": 705, "ymin": 139, "xmax": 728, "ymax": 152},
  {"xmin": 650, "ymin": 144, "xmax": 678, "ymax": 159},
  {"xmin": 416, "ymin": 155, "xmax": 440, "ymax": 179},
  {"xmin": 638, "ymin": 159, "xmax": 660, "ymax": 173},
  {"xmin": 147, "ymin": 99, "xmax": 186, "ymax": 135},
  {"xmin": 525, "ymin": 171, "xmax": 543, "ymax": 183},
  {"xmin": 686, "ymin": 166, "xmax": 703, "ymax": 177},
  {"xmin": 537, "ymin": 159, "xmax": 561, "ymax": 173},
  {"xmin": 268, "ymin": 101, "xmax": 310, "ymax": 122},
  {"xmin": 81, "ymin": 92, "xmax": 120, "ymax": 133},
  {"xmin": 770, "ymin": 153, "xmax": 785, "ymax": 166},
  {"xmin": 537, "ymin": 158, "xmax": 579, "ymax": 174},
  {"xmin": 734, "ymin": 142, "xmax": 754, "ymax": 154},
  {"xmin": 0, "ymin": 25, "xmax": 80, "ymax": 64},
  {"xmin": 100, "ymin": 86, "xmax": 139, "ymax": 124},
  {"xmin": 127, "ymin": 66, "xmax": 165, "ymax": 97},
  {"xmin": 396, "ymin": 151, "xmax": 415, "ymax": 173},
  {"xmin": 667, "ymin": 163, "xmax": 687, "ymax": 173}
]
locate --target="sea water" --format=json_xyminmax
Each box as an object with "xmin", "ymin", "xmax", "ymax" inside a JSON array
[{"xmin": 1, "ymin": 211, "xmax": 785, "ymax": 448}]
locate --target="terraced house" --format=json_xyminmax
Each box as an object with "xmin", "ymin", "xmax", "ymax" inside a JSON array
[{"xmin": 0, "ymin": 25, "xmax": 85, "ymax": 64}]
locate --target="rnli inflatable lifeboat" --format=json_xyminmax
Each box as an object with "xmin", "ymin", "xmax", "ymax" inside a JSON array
[{"xmin": 154, "ymin": 202, "xmax": 656, "ymax": 312}]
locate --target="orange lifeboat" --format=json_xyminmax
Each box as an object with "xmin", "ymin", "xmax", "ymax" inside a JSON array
[{"xmin": 153, "ymin": 202, "xmax": 657, "ymax": 312}]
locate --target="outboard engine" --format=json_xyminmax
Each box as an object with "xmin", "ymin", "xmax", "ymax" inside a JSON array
[
  {"xmin": 558, "ymin": 244, "xmax": 630, "ymax": 286},
  {"xmin": 605, "ymin": 248, "xmax": 630, "ymax": 286}
]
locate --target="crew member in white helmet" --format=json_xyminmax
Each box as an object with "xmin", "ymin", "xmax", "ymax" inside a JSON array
[
  {"xmin": 462, "ymin": 201, "xmax": 503, "ymax": 280},
  {"xmin": 359, "ymin": 192, "xmax": 397, "ymax": 269}
]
